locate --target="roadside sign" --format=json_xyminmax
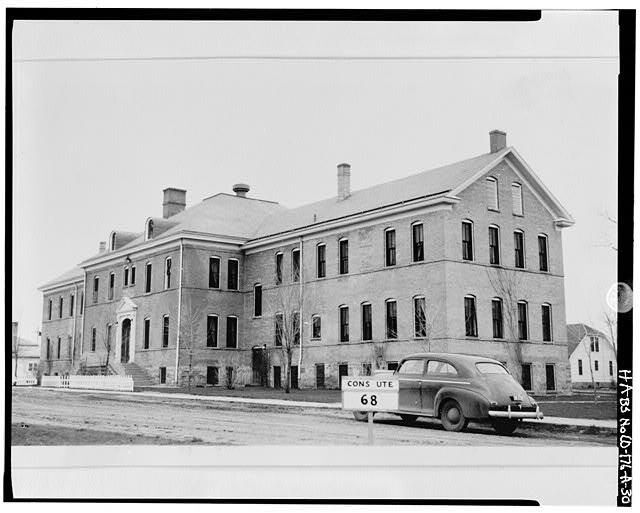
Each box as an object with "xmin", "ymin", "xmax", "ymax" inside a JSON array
[{"xmin": 341, "ymin": 377, "xmax": 399, "ymax": 411}]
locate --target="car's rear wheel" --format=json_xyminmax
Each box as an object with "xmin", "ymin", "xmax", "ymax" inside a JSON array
[
  {"xmin": 353, "ymin": 411, "xmax": 369, "ymax": 422},
  {"xmin": 399, "ymin": 414, "xmax": 418, "ymax": 424},
  {"xmin": 491, "ymin": 419, "xmax": 520, "ymax": 435},
  {"xmin": 440, "ymin": 400, "xmax": 468, "ymax": 432}
]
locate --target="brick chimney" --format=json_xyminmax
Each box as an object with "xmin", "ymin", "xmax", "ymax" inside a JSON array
[
  {"xmin": 99, "ymin": 241, "xmax": 106, "ymax": 253},
  {"xmin": 337, "ymin": 163, "xmax": 351, "ymax": 201},
  {"xmin": 163, "ymin": 188, "xmax": 187, "ymax": 218},
  {"xmin": 489, "ymin": 130, "xmax": 507, "ymax": 153},
  {"xmin": 232, "ymin": 183, "xmax": 250, "ymax": 198}
]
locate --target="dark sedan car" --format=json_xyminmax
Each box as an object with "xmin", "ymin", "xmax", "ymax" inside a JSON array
[{"xmin": 353, "ymin": 352, "xmax": 543, "ymax": 434}]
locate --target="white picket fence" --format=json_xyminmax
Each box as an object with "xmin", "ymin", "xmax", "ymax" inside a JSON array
[
  {"xmin": 41, "ymin": 375, "xmax": 134, "ymax": 392},
  {"xmin": 13, "ymin": 376, "xmax": 38, "ymax": 386}
]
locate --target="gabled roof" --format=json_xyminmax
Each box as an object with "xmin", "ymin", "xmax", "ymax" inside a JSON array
[
  {"xmin": 38, "ymin": 266, "xmax": 84, "ymax": 291},
  {"xmin": 567, "ymin": 323, "xmax": 610, "ymax": 356}
]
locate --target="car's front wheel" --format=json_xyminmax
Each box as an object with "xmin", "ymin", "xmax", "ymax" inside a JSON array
[
  {"xmin": 440, "ymin": 400, "xmax": 469, "ymax": 432},
  {"xmin": 491, "ymin": 419, "xmax": 520, "ymax": 435}
]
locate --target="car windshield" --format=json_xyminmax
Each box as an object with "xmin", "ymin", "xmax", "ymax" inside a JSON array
[{"xmin": 475, "ymin": 362, "xmax": 509, "ymax": 374}]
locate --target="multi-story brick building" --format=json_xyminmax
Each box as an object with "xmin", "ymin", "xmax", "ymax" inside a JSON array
[{"xmin": 39, "ymin": 131, "xmax": 574, "ymax": 393}]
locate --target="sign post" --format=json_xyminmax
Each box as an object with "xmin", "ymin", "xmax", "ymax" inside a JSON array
[{"xmin": 341, "ymin": 376, "xmax": 399, "ymax": 445}]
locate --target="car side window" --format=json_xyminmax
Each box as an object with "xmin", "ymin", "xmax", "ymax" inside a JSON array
[
  {"xmin": 397, "ymin": 359, "xmax": 425, "ymax": 375},
  {"xmin": 426, "ymin": 360, "xmax": 458, "ymax": 376}
]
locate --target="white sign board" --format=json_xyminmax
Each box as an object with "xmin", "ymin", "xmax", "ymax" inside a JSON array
[{"xmin": 341, "ymin": 377, "xmax": 399, "ymax": 411}]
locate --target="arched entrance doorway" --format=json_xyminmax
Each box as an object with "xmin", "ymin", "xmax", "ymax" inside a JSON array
[{"xmin": 121, "ymin": 319, "xmax": 131, "ymax": 363}]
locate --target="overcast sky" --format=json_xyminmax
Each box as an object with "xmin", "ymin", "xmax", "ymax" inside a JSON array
[{"xmin": 12, "ymin": 11, "xmax": 619, "ymax": 342}]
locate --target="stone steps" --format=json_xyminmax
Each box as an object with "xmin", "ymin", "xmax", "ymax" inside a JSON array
[{"xmin": 121, "ymin": 362, "xmax": 156, "ymax": 388}]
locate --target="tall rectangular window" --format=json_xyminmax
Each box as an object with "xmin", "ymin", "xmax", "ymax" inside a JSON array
[
  {"xmin": 386, "ymin": 300, "xmax": 398, "ymax": 339},
  {"xmin": 489, "ymin": 226, "xmax": 500, "ymax": 265},
  {"xmin": 48, "ymin": 299, "xmax": 52, "ymax": 320},
  {"xmin": 108, "ymin": 272, "xmax": 115, "ymax": 300},
  {"xmin": 293, "ymin": 311, "xmax": 300, "ymax": 345},
  {"xmin": 59, "ymin": 297, "xmax": 64, "ymax": 318},
  {"xmin": 143, "ymin": 318, "xmax": 150, "ymax": 349},
  {"xmin": 512, "ymin": 183, "xmax": 523, "ymax": 215},
  {"xmin": 541, "ymin": 304, "xmax": 552, "ymax": 341},
  {"xmin": 70, "ymin": 294, "xmax": 74, "ymax": 317},
  {"xmin": 590, "ymin": 336, "xmax": 600, "ymax": 352},
  {"xmin": 46, "ymin": 338, "xmax": 50, "ymax": 359},
  {"xmin": 209, "ymin": 257, "xmax": 220, "ymax": 288},
  {"xmin": 254, "ymin": 284, "xmax": 262, "ymax": 317},
  {"xmin": 545, "ymin": 364, "xmax": 556, "ymax": 391},
  {"xmin": 207, "ymin": 315, "xmax": 218, "ymax": 348},
  {"xmin": 317, "ymin": 244, "xmax": 326, "ymax": 278},
  {"xmin": 159, "ymin": 367, "xmax": 167, "ymax": 384},
  {"xmin": 517, "ymin": 301, "xmax": 528, "ymax": 340},
  {"xmin": 361, "ymin": 303, "xmax": 372, "ymax": 341},
  {"xmin": 162, "ymin": 316, "xmax": 169, "ymax": 348},
  {"xmin": 486, "ymin": 177, "xmax": 499, "ymax": 210},
  {"xmin": 124, "ymin": 267, "xmax": 129, "ymax": 287},
  {"xmin": 145, "ymin": 263, "xmax": 152, "ymax": 293},
  {"xmin": 609, "ymin": 361, "xmax": 613, "ymax": 376},
  {"xmin": 312, "ymin": 315, "xmax": 322, "ymax": 339},
  {"xmin": 93, "ymin": 276, "xmax": 99, "ymax": 303},
  {"xmin": 578, "ymin": 359, "xmax": 583, "ymax": 375},
  {"xmin": 106, "ymin": 324, "xmax": 112, "ymax": 353},
  {"xmin": 226, "ymin": 317, "xmax": 238, "ymax": 348},
  {"xmin": 538, "ymin": 235, "xmax": 549, "ymax": 272},
  {"xmin": 462, "ymin": 221, "xmax": 473, "ymax": 261},
  {"xmin": 292, "ymin": 249, "xmax": 300, "ymax": 282},
  {"xmin": 207, "ymin": 366, "xmax": 219, "ymax": 385},
  {"xmin": 385, "ymin": 229, "xmax": 396, "ymax": 266},
  {"xmin": 464, "ymin": 296, "xmax": 478, "ymax": 337},
  {"xmin": 316, "ymin": 363, "xmax": 325, "ymax": 389},
  {"xmin": 227, "ymin": 259, "xmax": 239, "ymax": 290},
  {"xmin": 514, "ymin": 231, "xmax": 525, "ymax": 268},
  {"xmin": 491, "ymin": 298, "xmax": 504, "ymax": 338},
  {"xmin": 57, "ymin": 337, "xmax": 61, "ymax": 359},
  {"xmin": 80, "ymin": 293, "xmax": 84, "ymax": 315},
  {"xmin": 594, "ymin": 360, "xmax": 599, "ymax": 372},
  {"xmin": 339, "ymin": 306, "xmax": 349, "ymax": 342},
  {"xmin": 412, "ymin": 223, "xmax": 424, "ymax": 262},
  {"xmin": 275, "ymin": 313, "xmax": 283, "ymax": 346},
  {"xmin": 91, "ymin": 327, "xmax": 96, "ymax": 352},
  {"xmin": 414, "ymin": 297, "xmax": 426, "ymax": 338},
  {"xmin": 165, "ymin": 257, "xmax": 172, "ymax": 289},
  {"xmin": 339, "ymin": 239, "xmax": 349, "ymax": 274},
  {"xmin": 275, "ymin": 253, "xmax": 283, "ymax": 284},
  {"xmin": 131, "ymin": 266, "xmax": 136, "ymax": 285},
  {"xmin": 521, "ymin": 364, "xmax": 532, "ymax": 391}
]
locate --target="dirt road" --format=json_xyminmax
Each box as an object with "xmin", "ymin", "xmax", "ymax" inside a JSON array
[{"xmin": 11, "ymin": 388, "xmax": 614, "ymax": 446}]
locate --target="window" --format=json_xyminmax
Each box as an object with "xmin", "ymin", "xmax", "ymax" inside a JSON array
[
  {"xmin": 228, "ymin": 259, "xmax": 239, "ymax": 290},
  {"xmin": 315, "ymin": 363, "xmax": 325, "ymax": 389},
  {"xmin": 293, "ymin": 311, "xmax": 300, "ymax": 345},
  {"xmin": 609, "ymin": 361, "xmax": 613, "ymax": 376},
  {"xmin": 131, "ymin": 266, "xmax": 136, "ymax": 285},
  {"xmin": 48, "ymin": 299, "xmax": 52, "ymax": 320},
  {"xmin": 209, "ymin": 257, "xmax": 220, "ymax": 288},
  {"xmin": 108, "ymin": 272, "xmax": 115, "ymax": 300},
  {"xmin": 514, "ymin": 231, "xmax": 525, "ymax": 268},
  {"xmin": 426, "ymin": 360, "xmax": 458, "ymax": 376},
  {"xmin": 541, "ymin": 304, "xmax": 553, "ymax": 342},
  {"xmin": 538, "ymin": 235, "xmax": 549, "ymax": 272},
  {"xmin": 491, "ymin": 298, "xmax": 504, "ymax": 338},
  {"xmin": 339, "ymin": 363, "xmax": 349, "ymax": 387},
  {"xmin": 226, "ymin": 367, "xmax": 234, "ymax": 388},
  {"xmin": 385, "ymin": 300, "xmax": 398, "ymax": 339},
  {"xmin": 312, "ymin": 315, "xmax": 321, "ymax": 339},
  {"xmin": 578, "ymin": 359, "xmax": 583, "ymax": 375},
  {"xmin": 292, "ymin": 249, "xmax": 300, "ymax": 282},
  {"xmin": 387, "ymin": 361, "xmax": 399, "ymax": 371},
  {"xmin": 512, "ymin": 183, "xmax": 523, "ymax": 215},
  {"xmin": 476, "ymin": 362, "xmax": 509, "ymax": 374},
  {"xmin": 254, "ymin": 284, "xmax": 262, "ymax": 317},
  {"xmin": 291, "ymin": 366, "xmax": 299, "ymax": 389},
  {"xmin": 385, "ymin": 229, "xmax": 396, "ymax": 266},
  {"xmin": 462, "ymin": 221, "xmax": 474, "ymax": 261},
  {"xmin": 594, "ymin": 360, "xmax": 599, "ymax": 372},
  {"xmin": 159, "ymin": 367, "xmax": 166, "ymax": 384},
  {"xmin": 143, "ymin": 318, "xmax": 150, "ymax": 349},
  {"xmin": 165, "ymin": 257, "xmax": 172, "ymax": 289},
  {"xmin": 124, "ymin": 267, "xmax": 129, "ymax": 287},
  {"xmin": 521, "ymin": 364, "xmax": 532, "ymax": 391},
  {"xmin": 59, "ymin": 296, "xmax": 64, "ymax": 318},
  {"xmin": 339, "ymin": 305, "xmax": 349, "ymax": 342},
  {"xmin": 590, "ymin": 336, "xmax": 600, "ymax": 352},
  {"xmin": 399, "ymin": 359, "xmax": 425, "ymax": 375},
  {"xmin": 79, "ymin": 293, "xmax": 84, "ymax": 315},
  {"xmin": 226, "ymin": 317, "xmax": 238, "ymax": 348},
  {"xmin": 70, "ymin": 294, "xmax": 75, "ymax": 316},
  {"xmin": 361, "ymin": 303, "xmax": 372, "ymax": 341},
  {"xmin": 489, "ymin": 226, "xmax": 500, "ymax": 265},
  {"xmin": 273, "ymin": 366, "xmax": 282, "ymax": 389},
  {"xmin": 46, "ymin": 338, "xmax": 50, "ymax": 359},
  {"xmin": 339, "ymin": 239, "xmax": 349, "ymax": 274},
  {"xmin": 464, "ymin": 296, "xmax": 478, "ymax": 337},
  {"xmin": 106, "ymin": 324, "xmax": 112, "ymax": 353},
  {"xmin": 162, "ymin": 316, "xmax": 169, "ymax": 348},
  {"xmin": 486, "ymin": 176, "xmax": 499, "ymax": 210},
  {"xmin": 517, "ymin": 301, "xmax": 529, "ymax": 340},
  {"xmin": 207, "ymin": 366, "xmax": 219, "ymax": 386},
  {"xmin": 207, "ymin": 315, "xmax": 218, "ymax": 348},
  {"xmin": 317, "ymin": 244, "xmax": 326, "ymax": 278},
  {"xmin": 414, "ymin": 296, "xmax": 426, "ymax": 338},
  {"xmin": 362, "ymin": 363, "xmax": 372, "ymax": 376},
  {"xmin": 57, "ymin": 337, "xmax": 61, "ymax": 359},
  {"xmin": 275, "ymin": 253, "xmax": 283, "ymax": 284},
  {"xmin": 412, "ymin": 223, "xmax": 424, "ymax": 262},
  {"xmin": 275, "ymin": 313, "xmax": 284, "ymax": 346},
  {"xmin": 91, "ymin": 327, "xmax": 96, "ymax": 352},
  {"xmin": 545, "ymin": 364, "xmax": 556, "ymax": 391},
  {"xmin": 145, "ymin": 263, "xmax": 152, "ymax": 293}
]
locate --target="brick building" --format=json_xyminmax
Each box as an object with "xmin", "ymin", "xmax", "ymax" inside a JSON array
[{"xmin": 39, "ymin": 131, "xmax": 574, "ymax": 393}]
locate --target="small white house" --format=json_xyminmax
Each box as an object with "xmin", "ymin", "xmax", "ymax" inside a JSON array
[
  {"xmin": 567, "ymin": 323, "xmax": 616, "ymax": 389},
  {"xmin": 11, "ymin": 322, "xmax": 40, "ymax": 384}
]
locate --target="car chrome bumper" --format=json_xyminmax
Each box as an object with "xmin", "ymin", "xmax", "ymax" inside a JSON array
[{"xmin": 488, "ymin": 404, "xmax": 543, "ymax": 420}]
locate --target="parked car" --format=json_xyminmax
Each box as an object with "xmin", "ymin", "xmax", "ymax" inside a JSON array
[{"xmin": 353, "ymin": 353, "xmax": 542, "ymax": 434}]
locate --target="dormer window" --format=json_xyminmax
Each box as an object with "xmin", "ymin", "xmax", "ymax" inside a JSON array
[{"xmin": 145, "ymin": 219, "xmax": 154, "ymax": 240}]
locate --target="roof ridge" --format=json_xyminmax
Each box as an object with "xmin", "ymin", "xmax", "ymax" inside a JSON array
[{"xmin": 201, "ymin": 192, "xmax": 281, "ymax": 205}]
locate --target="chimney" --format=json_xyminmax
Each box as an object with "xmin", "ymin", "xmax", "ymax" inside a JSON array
[
  {"xmin": 337, "ymin": 163, "xmax": 351, "ymax": 201},
  {"xmin": 489, "ymin": 130, "xmax": 507, "ymax": 153},
  {"xmin": 163, "ymin": 188, "xmax": 187, "ymax": 218},
  {"xmin": 99, "ymin": 241, "xmax": 106, "ymax": 253},
  {"xmin": 232, "ymin": 183, "xmax": 250, "ymax": 198}
]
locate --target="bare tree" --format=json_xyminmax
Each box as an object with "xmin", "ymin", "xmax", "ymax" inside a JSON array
[
  {"xmin": 273, "ymin": 283, "xmax": 304, "ymax": 393},
  {"xmin": 413, "ymin": 297, "xmax": 443, "ymax": 353},
  {"xmin": 12, "ymin": 327, "xmax": 22, "ymax": 381},
  {"xmin": 178, "ymin": 295, "xmax": 206, "ymax": 391},
  {"xmin": 580, "ymin": 324, "xmax": 599, "ymax": 402},
  {"xmin": 100, "ymin": 324, "xmax": 115, "ymax": 375}
]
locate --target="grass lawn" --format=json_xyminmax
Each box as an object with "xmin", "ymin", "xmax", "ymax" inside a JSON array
[{"xmin": 138, "ymin": 385, "xmax": 342, "ymax": 403}]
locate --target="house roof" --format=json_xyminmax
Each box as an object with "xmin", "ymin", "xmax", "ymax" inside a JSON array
[
  {"xmin": 38, "ymin": 265, "xmax": 84, "ymax": 291},
  {"xmin": 567, "ymin": 323, "xmax": 610, "ymax": 356}
]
